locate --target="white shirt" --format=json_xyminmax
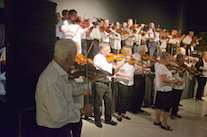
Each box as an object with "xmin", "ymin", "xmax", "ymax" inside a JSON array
[
  {"xmin": 167, "ymin": 36, "xmax": 180, "ymax": 44},
  {"xmin": 56, "ymin": 24, "xmax": 61, "ymax": 38},
  {"xmin": 93, "ymin": 53, "xmax": 112, "ymax": 74},
  {"xmin": 160, "ymin": 39, "xmax": 167, "ymax": 49},
  {"xmin": 90, "ymin": 26, "xmax": 101, "ymax": 40},
  {"xmin": 145, "ymin": 29, "xmax": 159, "ymax": 42},
  {"xmin": 101, "ymin": 31, "xmax": 110, "ymax": 43},
  {"xmin": 116, "ymin": 60, "xmax": 135, "ymax": 86},
  {"xmin": 58, "ymin": 19, "xmax": 64, "ymax": 39},
  {"xmin": 155, "ymin": 64, "xmax": 175, "ymax": 92},
  {"xmin": 35, "ymin": 60, "xmax": 90, "ymax": 128},
  {"xmin": 182, "ymin": 35, "xmax": 192, "ymax": 45},
  {"xmin": 109, "ymin": 30, "xmax": 121, "ymax": 50},
  {"xmin": 61, "ymin": 19, "xmax": 83, "ymax": 53}
]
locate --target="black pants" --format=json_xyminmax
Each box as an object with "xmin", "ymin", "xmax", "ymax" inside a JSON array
[
  {"xmin": 129, "ymin": 75, "xmax": 145, "ymax": 111},
  {"xmin": 81, "ymin": 39, "xmax": 87, "ymax": 56},
  {"xmin": 38, "ymin": 120, "xmax": 82, "ymax": 137},
  {"xmin": 87, "ymin": 39, "xmax": 99, "ymax": 60},
  {"xmin": 196, "ymin": 77, "xmax": 207, "ymax": 100},
  {"xmin": 166, "ymin": 44, "xmax": 176, "ymax": 56},
  {"xmin": 171, "ymin": 89, "xmax": 183, "ymax": 115},
  {"xmin": 117, "ymin": 83, "xmax": 133, "ymax": 115},
  {"xmin": 188, "ymin": 77, "xmax": 196, "ymax": 98},
  {"xmin": 94, "ymin": 82, "xmax": 112, "ymax": 122}
]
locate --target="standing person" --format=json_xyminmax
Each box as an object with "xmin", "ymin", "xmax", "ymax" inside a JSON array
[
  {"xmin": 145, "ymin": 22, "xmax": 159, "ymax": 57},
  {"xmin": 35, "ymin": 39, "xmax": 93, "ymax": 137},
  {"xmin": 58, "ymin": 9, "xmax": 69, "ymax": 39},
  {"xmin": 100, "ymin": 19, "xmax": 110, "ymax": 43},
  {"xmin": 56, "ymin": 13, "xmax": 61, "ymax": 40},
  {"xmin": 116, "ymin": 46, "xmax": 144, "ymax": 121},
  {"xmin": 154, "ymin": 52, "xmax": 181, "ymax": 131},
  {"xmin": 181, "ymin": 31, "xmax": 194, "ymax": 49},
  {"xmin": 171, "ymin": 54, "xmax": 186, "ymax": 120},
  {"xmin": 110, "ymin": 21, "xmax": 121, "ymax": 54},
  {"xmin": 61, "ymin": 9, "xmax": 93, "ymax": 54},
  {"xmin": 195, "ymin": 51, "xmax": 207, "ymax": 101},
  {"xmin": 88, "ymin": 18, "xmax": 104, "ymax": 59},
  {"xmin": 122, "ymin": 18, "xmax": 135, "ymax": 48},
  {"xmin": 129, "ymin": 45, "xmax": 152, "ymax": 113},
  {"xmin": 93, "ymin": 42, "xmax": 130, "ymax": 128}
]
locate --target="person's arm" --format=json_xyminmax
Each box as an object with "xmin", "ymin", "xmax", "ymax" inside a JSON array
[
  {"xmin": 160, "ymin": 74, "xmax": 178, "ymax": 83},
  {"xmin": 112, "ymin": 57, "xmax": 130, "ymax": 70},
  {"xmin": 116, "ymin": 71, "xmax": 133, "ymax": 80}
]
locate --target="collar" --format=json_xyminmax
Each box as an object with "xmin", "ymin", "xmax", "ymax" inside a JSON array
[{"xmin": 51, "ymin": 59, "xmax": 68, "ymax": 77}]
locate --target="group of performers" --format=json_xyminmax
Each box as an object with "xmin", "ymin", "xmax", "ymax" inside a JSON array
[{"xmin": 35, "ymin": 9, "xmax": 207, "ymax": 137}]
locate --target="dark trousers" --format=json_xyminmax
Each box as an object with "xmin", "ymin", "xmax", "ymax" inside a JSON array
[
  {"xmin": 196, "ymin": 77, "xmax": 207, "ymax": 99},
  {"xmin": 94, "ymin": 82, "xmax": 112, "ymax": 122},
  {"xmin": 87, "ymin": 39, "xmax": 99, "ymax": 60},
  {"xmin": 171, "ymin": 89, "xmax": 183, "ymax": 115},
  {"xmin": 147, "ymin": 41, "xmax": 158, "ymax": 57},
  {"xmin": 117, "ymin": 83, "xmax": 133, "ymax": 115},
  {"xmin": 38, "ymin": 120, "xmax": 82, "ymax": 137},
  {"xmin": 129, "ymin": 75, "xmax": 145, "ymax": 111},
  {"xmin": 81, "ymin": 39, "xmax": 87, "ymax": 56},
  {"xmin": 166, "ymin": 44, "xmax": 177, "ymax": 56},
  {"xmin": 188, "ymin": 77, "xmax": 196, "ymax": 98}
]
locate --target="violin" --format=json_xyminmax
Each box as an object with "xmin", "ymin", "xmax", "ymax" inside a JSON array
[
  {"xmin": 130, "ymin": 24, "xmax": 140, "ymax": 30},
  {"xmin": 116, "ymin": 29, "xmax": 128, "ymax": 35},
  {"xmin": 141, "ymin": 54, "xmax": 149, "ymax": 61},
  {"xmin": 106, "ymin": 53, "xmax": 136, "ymax": 65},
  {"xmin": 100, "ymin": 26, "xmax": 112, "ymax": 33},
  {"xmin": 74, "ymin": 22, "xmax": 89, "ymax": 28}
]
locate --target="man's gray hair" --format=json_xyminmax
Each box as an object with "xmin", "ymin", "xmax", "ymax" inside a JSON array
[
  {"xmin": 99, "ymin": 42, "xmax": 110, "ymax": 52},
  {"xmin": 160, "ymin": 52, "xmax": 171, "ymax": 60},
  {"xmin": 54, "ymin": 39, "xmax": 77, "ymax": 60}
]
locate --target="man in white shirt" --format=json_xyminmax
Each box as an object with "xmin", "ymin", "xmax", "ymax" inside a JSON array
[
  {"xmin": 35, "ymin": 39, "xmax": 93, "ymax": 137},
  {"xmin": 145, "ymin": 22, "xmax": 159, "ymax": 57},
  {"xmin": 93, "ymin": 42, "xmax": 130, "ymax": 128}
]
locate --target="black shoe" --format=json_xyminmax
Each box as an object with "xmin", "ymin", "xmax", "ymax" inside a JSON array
[
  {"xmin": 95, "ymin": 121, "xmax": 102, "ymax": 128},
  {"xmin": 105, "ymin": 120, "xmax": 117, "ymax": 126},
  {"xmin": 161, "ymin": 124, "xmax": 173, "ymax": 131},
  {"xmin": 131, "ymin": 110, "xmax": 138, "ymax": 114},
  {"xmin": 122, "ymin": 115, "xmax": 131, "ymax": 120},
  {"xmin": 154, "ymin": 121, "xmax": 161, "ymax": 126},
  {"xmin": 117, "ymin": 117, "xmax": 122, "ymax": 121},
  {"xmin": 175, "ymin": 114, "xmax": 182, "ymax": 118},
  {"xmin": 179, "ymin": 104, "xmax": 183, "ymax": 106},
  {"xmin": 138, "ymin": 109, "xmax": 144, "ymax": 112}
]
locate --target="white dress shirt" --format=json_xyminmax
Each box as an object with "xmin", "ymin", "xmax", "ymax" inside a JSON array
[
  {"xmin": 182, "ymin": 35, "xmax": 192, "ymax": 45},
  {"xmin": 35, "ymin": 60, "xmax": 90, "ymax": 128},
  {"xmin": 109, "ymin": 30, "xmax": 121, "ymax": 50},
  {"xmin": 145, "ymin": 29, "xmax": 159, "ymax": 42},
  {"xmin": 90, "ymin": 26, "xmax": 101, "ymax": 40}
]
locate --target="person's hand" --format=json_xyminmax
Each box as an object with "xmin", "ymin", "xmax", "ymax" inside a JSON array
[
  {"xmin": 80, "ymin": 104, "xmax": 93, "ymax": 116},
  {"xmin": 81, "ymin": 89, "xmax": 92, "ymax": 96},
  {"xmin": 173, "ymin": 79, "xmax": 178, "ymax": 83},
  {"xmin": 127, "ymin": 75, "xmax": 133, "ymax": 80},
  {"xmin": 141, "ymin": 24, "xmax": 145, "ymax": 27},
  {"xmin": 125, "ymin": 56, "xmax": 131, "ymax": 62},
  {"xmin": 144, "ymin": 69, "xmax": 151, "ymax": 74},
  {"xmin": 111, "ymin": 74, "xmax": 117, "ymax": 79},
  {"xmin": 178, "ymin": 80, "xmax": 183, "ymax": 84}
]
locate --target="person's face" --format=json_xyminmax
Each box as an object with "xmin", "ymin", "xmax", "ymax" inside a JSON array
[
  {"xmin": 164, "ymin": 57, "xmax": 170, "ymax": 65},
  {"xmin": 57, "ymin": 13, "xmax": 61, "ymax": 21},
  {"xmin": 123, "ymin": 22, "xmax": 127, "ymax": 28},
  {"xmin": 189, "ymin": 32, "xmax": 194, "ymax": 37},
  {"xmin": 98, "ymin": 20, "xmax": 104, "ymax": 27},
  {"xmin": 69, "ymin": 12, "xmax": 77, "ymax": 21},
  {"xmin": 149, "ymin": 23, "xmax": 155, "ymax": 29},
  {"xmin": 115, "ymin": 22, "xmax": 120, "ymax": 29},
  {"xmin": 128, "ymin": 19, "xmax": 133, "ymax": 26},
  {"xmin": 128, "ymin": 48, "xmax": 132, "ymax": 56},
  {"xmin": 65, "ymin": 12, "xmax": 69, "ymax": 19},
  {"xmin": 103, "ymin": 46, "xmax": 111, "ymax": 56},
  {"xmin": 104, "ymin": 20, "xmax": 109, "ymax": 27},
  {"xmin": 203, "ymin": 54, "xmax": 207, "ymax": 59}
]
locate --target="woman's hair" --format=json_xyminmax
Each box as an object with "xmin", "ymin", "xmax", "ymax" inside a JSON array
[
  {"xmin": 160, "ymin": 52, "xmax": 171, "ymax": 60},
  {"xmin": 62, "ymin": 9, "xmax": 69, "ymax": 17},
  {"xmin": 176, "ymin": 54, "xmax": 185, "ymax": 62},
  {"xmin": 54, "ymin": 39, "xmax": 77, "ymax": 60},
  {"xmin": 121, "ymin": 46, "xmax": 131, "ymax": 56}
]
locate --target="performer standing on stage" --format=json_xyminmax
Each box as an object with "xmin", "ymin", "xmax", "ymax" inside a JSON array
[
  {"xmin": 154, "ymin": 52, "xmax": 181, "ymax": 131},
  {"xmin": 61, "ymin": 9, "xmax": 93, "ymax": 54},
  {"xmin": 93, "ymin": 42, "xmax": 130, "ymax": 128},
  {"xmin": 35, "ymin": 39, "xmax": 93, "ymax": 137},
  {"xmin": 170, "ymin": 54, "xmax": 186, "ymax": 120},
  {"xmin": 116, "ymin": 46, "xmax": 145, "ymax": 121},
  {"xmin": 195, "ymin": 51, "xmax": 207, "ymax": 102},
  {"xmin": 122, "ymin": 18, "xmax": 135, "ymax": 48},
  {"xmin": 145, "ymin": 22, "xmax": 159, "ymax": 57},
  {"xmin": 129, "ymin": 45, "xmax": 152, "ymax": 113}
]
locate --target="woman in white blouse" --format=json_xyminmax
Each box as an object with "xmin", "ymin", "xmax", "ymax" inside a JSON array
[
  {"xmin": 116, "ymin": 46, "xmax": 144, "ymax": 121},
  {"xmin": 154, "ymin": 52, "xmax": 181, "ymax": 131}
]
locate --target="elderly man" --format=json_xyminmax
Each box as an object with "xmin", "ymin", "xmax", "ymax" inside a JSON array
[{"xmin": 35, "ymin": 39, "xmax": 93, "ymax": 137}]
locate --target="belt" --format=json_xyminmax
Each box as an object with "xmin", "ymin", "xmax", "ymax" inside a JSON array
[{"xmin": 96, "ymin": 81, "xmax": 110, "ymax": 86}]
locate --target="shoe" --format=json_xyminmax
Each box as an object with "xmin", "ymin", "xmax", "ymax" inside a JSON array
[
  {"xmin": 175, "ymin": 114, "xmax": 182, "ymax": 118},
  {"xmin": 179, "ymin": 104, "xmax": 183, "ymax": 106},
  {"xmin": 154, "ymin": 121, "xmax": 161, "ymax": 126},
  {"xmin": 117, "ymin": 117, "xmax": 122, "ymax": 122},
  {"xmin": 200, "ymin": 99, "xmax": 204, "ymax": 101},
  {"xmin": 138, "ymin": 109, "xmax": 144, "ymax": 112},
  {"xmin": 195, "ymin": 99, "xmax": 199, "ymax": 102},
  {"xmin": 171, "ymin": 115, "xmax": 175, "ymax": 120},
  {"xmin": 95, "ymin": 121, "xmax": 102, "ymax": 128},
  {"xmin": 161, "ymin": 124, "xmax": 173, "ymax": 131},
  {"xmin": 122, "ymin": 115, "xmax": 131, "ymax": 120},
  {"xmin": 131, "ymin": 110, "xmax": 138, "ymax": 114},
  {"xmin": 105, "ymin": 120, "xmax": 117, "ymax": 126}
]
